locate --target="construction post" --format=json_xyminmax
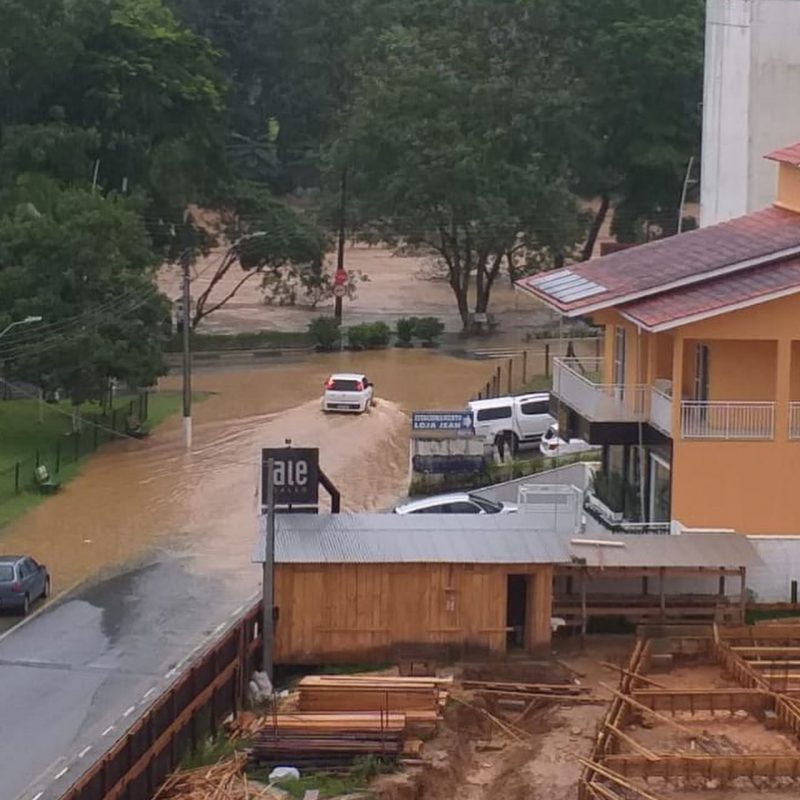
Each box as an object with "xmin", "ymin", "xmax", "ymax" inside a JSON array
[
  {"xmin": 507, "ymin": 358, "xmax": 513, "ymax": 394},
  {"xmin": 181, "ymin": 248, "xmax": 192, "ymax": 449},
  {"xmin": 262, "ymin": 457, "xmax": 276, "ymax": 682},
  {"xmin": 522, "ymin": 351, "xmax": 528, "ymax": 384},
  {"xmin": 545, "ymin": 343, "xmax": 551, "ymax": 378}
]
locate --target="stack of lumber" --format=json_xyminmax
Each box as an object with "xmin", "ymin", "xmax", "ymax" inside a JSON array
[
  {"xmin": 461, "ymin": 679, "xmax": 591, "ymax": 701},
  {"xmin": 297, "ymin": 675, "xmax": 450, "ymax": 732},
  {"xmin": 232, "ymin": 711, "xmax": 408, "ymax": 739},
  {"xmin": 249, "ymin": 729, "xmax": 403, "ymax": 769}
]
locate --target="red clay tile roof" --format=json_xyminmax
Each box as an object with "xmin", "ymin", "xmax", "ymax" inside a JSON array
[
  {"xmin": 517, "ymin": 206, "xmax": 800, "ymax": 315},
  {"xmin": 765, "ymin": 142, "xmax": 800, "ymax": 167},
  {"xmin": 618, "ymin": 257, "xmax": 800, "ymax": 330}
]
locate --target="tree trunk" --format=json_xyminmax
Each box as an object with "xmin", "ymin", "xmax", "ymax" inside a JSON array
[{"xmin": 581, "ymin": 193, "xmax": 610, "ymax": 261}]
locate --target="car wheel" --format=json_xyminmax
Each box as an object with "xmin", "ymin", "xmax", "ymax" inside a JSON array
[
  {"xmin": 20, "ymin": 594, "xmax": 30, "ymax": 616},
  {"xmin": 43, "ymin": 577, "xmax": 51, "ymax": 599}
]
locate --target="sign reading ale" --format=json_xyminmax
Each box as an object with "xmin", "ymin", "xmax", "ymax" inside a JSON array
[{"xmin": 262, "ymin": 447, "xmax": 319, "ymax": 508}]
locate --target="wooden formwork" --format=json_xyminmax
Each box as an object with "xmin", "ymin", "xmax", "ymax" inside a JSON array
[{"xmin": 584, "ymin": 624, "xmax": 800, "ymax": 796}]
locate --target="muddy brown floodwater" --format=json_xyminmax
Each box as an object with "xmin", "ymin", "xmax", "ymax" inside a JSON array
[{"xmin": 1, "ymin": 350, "xmax": 495, "ymax": 594}]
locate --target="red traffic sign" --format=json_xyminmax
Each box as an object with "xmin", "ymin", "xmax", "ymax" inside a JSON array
[
  {"xmin": 333, "ymin": 284, "xmax": 346, "ymax": 298},
  {"xmin": 333, "ymin": 269, "xmax": 347, "ymax": 286}
]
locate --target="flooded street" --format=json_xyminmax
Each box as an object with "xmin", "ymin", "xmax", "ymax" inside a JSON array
[
  {"xmin": 0, "ymin": 351, "xmax": 500, "ymax": 800},
  {"xmin": 1, "ymin": 350, "xmax": 495, "ymax": 594}
]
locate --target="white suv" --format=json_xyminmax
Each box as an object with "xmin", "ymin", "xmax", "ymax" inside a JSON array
[
  {"xmin": 322, "ymin": 372, "xmax": 374, "ymax": 413},
  {"xmin": 468, "ymin": 393, "xmax": 554, "ymax": 455}
]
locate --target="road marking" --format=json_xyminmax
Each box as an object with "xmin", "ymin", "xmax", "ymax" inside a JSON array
[
  {"xmin": 102, "ymin": 726, "xmax": 115, "ymax": 737},
  {"xmin": 230, "ymin": 605, "xmax": 244, "ymax": 617},
  {"xmin": 122, "ymin": 705, "xmax": 135, "ymax": 717},
  {"xmin": 78, "ymin": 746, "xmax": 92, "ymax": 759},
  {"xmin": 143, "ymin": 687, "xmax": 156, "ymax": 699},
  {"xmin": 31, "ymin": 792, "xmax": 43, "ymax": 800},
  {"xmin": 213, "ymin": 622, "xmax": 225, "ymax": 634},
  {"xmin": 53, "ymin": 767, "xmax": 68, "ymax": 781},
  {"xmin": 165, "ymin": 667, "xmax": 177, "ymax": 678}
]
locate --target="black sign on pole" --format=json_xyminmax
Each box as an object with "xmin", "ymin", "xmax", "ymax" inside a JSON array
[{"xmin": 262, "ymin": 447, "xmax": 319, "ymax": 510}]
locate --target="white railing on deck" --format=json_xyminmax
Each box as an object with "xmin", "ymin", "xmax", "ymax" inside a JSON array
[
  {"xmin": 790, "ymin": 403, "xmax": 800, "ymax": 440},
  {"xmin": 681, "ymin": 401, "xmax": 775, "ymax": 440},
  {"xmin": 649, "ymin": 386, "xmax": 672, "ymax": 436},
  {"xmin": 552, "ymin": 357, "xmax": 646, "ymax": 423}
]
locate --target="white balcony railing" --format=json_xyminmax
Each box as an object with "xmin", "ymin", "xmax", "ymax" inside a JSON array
[
  {"xmin": 791, "ymin": 403, "xmax": 800, "ymax": 440},
  {"xmin": 552, "ymin": 357, "xmax": 646, "ymax": 423},
  {"xmin": 680, "ymin": 401, "xmax": 775, "ymax": 440},
  {"xmin": 649, "ymin": 386, "xmax": 672, "ymax": 436}
]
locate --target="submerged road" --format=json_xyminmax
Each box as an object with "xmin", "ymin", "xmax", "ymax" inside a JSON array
[
  {"xmin": 0, "ymin": 355, "xmax": 494, "ymax": 800},
  {"xmin": 0, "ymin": 548, "xmax": 258, "ymax": 800}
]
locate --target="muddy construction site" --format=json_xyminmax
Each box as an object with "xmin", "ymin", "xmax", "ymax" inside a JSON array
[{"xmin": 155, "ymin": 624, "xmax": 800, "ymax": 800}]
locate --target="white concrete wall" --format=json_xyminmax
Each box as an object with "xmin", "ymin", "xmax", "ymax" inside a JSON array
[
  {"xmin": 747, "ymin": 536, "xmax": 800, "ymax": 601},
  {"xmin": 701, "ymin": 0, "xmax": 800, "ymax": 226}
]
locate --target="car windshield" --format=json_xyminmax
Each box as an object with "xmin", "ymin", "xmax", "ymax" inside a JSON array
[
  {"xmin": 0, "ymin": 565, "xmax": 14, "ymax": 581},
  {"xmin": 470, "ymin": 496, "xmax": 503, "ymax": 514},
  {"xmin": 328, "ymin": 379, "xmax": 360, "ymax": 391}
]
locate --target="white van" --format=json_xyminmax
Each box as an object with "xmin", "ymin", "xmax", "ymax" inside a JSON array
[{"xmin": 467, "ymin": 393, "xmax": 554, "ymax": 455}]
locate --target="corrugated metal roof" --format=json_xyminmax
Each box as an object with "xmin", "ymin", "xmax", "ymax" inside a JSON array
[
  {"xmin": 256, "ymin": 514, "xmax": 571, "ymax": 564},
  {"xmin": 570, "ymin": 532, "xmax": 761, "ymax": 569},
  {"xmin": 254, "ymin": 514, "xmax": 760, "ymax": 569}
]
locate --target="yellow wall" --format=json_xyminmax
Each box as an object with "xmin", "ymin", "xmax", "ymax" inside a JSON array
[
  {"xmin": 591, "ymin": 297, "xmax": 800, "ymax": 534},
  {"xmin": 776, "ymin": 163, "xmax": 800, "ymax": 214}
]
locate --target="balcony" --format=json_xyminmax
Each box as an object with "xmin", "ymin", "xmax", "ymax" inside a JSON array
[
  {"xmin": 791, "ymin": 403, "xmax": 800, "ymax": 440},
  {"xmin": 649, "ymin": 386, "xmax": 672, "ymax": 436},
  {"xmin": 552, "ymin": 358, "xmax": 646, "ymax": 423},
  {"xmin": 680, "ymin": 401, "xmax": 775, "ymax": 440}
]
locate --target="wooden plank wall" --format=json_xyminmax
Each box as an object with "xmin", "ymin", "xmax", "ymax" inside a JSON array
[{"xmin": 274, "ymin": 563, "xmax": 553, "ymax": 663}]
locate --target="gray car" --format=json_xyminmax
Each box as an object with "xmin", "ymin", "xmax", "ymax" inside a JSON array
[{"xmin": 0, "ymin": 555, "xmax": 50, "ymax": 615}]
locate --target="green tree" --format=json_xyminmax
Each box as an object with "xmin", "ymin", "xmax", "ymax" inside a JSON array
[
  {"xmin": 335, "ymin": 0, "xmax": 583, "ymax": 330},
  {"xmin": 0, "ymin": 187, "xmax": 170, "ymax": 406},
  {"xmin": 563, "ymin": 0, "xmax": 704, "ymax": 253},
  {"xmin": 191, "ymin": 183, "xmax": 329, "ymax": 327}
]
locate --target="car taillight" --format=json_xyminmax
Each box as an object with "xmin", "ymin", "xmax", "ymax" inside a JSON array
[
  {"xmin": 325, "ymin": 378, "xmax": 335, "ymax": 389},
  {"xmin": 355, "ymin": 381, "xmax": 364, "ymax": 391},
  {"xmin": 10, "ymin": 580, "xmax": 22, "ymax": 593}
]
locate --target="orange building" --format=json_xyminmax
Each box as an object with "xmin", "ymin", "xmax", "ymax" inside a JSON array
[{"xmin": 518, "ymin": 143, "xmax": 800, "ymax": 535}]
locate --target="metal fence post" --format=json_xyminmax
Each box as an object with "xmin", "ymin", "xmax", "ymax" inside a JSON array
[
  {"xmin": 545, "ymin": 343, "xmax": 551, "ymax": 378},
  {"xmin": 522, "ymin": 351, "xmax": 528, "ymax": 384},
  {"xmin": 14, "ymin": 462, "xmax": 20, "ymax": 493},
  {"xmin": 35, "ymin": 450, "xmax": 40, "ymax": 468},
  {"xmin": 56, "ymin": 442, "xmax": 61, "ymax": 473},
  {"xmin": 507, "ymin": 358, "xmax": 513, "ymax": 394}
]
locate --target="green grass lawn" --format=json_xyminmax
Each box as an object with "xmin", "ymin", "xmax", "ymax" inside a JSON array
[{"xmin": 0, "ymin": 390, "xmax": 192, "ymax": 530}]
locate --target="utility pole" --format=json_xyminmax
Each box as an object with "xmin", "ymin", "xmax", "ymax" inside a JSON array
[
  {"xmin": 181, "ymin": 247, "xmax": 192, "ymax": 449},
  {"xmin": 262, "ymin": 457, "xmax": 276, "ymax": 682},
  {"xmin": 334, "ymin": 170, "xmax": 347, "ymax": 324}
]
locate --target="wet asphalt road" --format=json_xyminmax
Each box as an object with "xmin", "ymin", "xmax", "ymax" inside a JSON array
[{"xmin": 0, "ymin": 551, "xmax": 258, "ymax": 800}]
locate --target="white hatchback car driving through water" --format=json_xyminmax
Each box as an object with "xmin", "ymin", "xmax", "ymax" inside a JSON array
[{"xmin": 321, "ymin": 372, "xmax": 374, "ymax": 413}]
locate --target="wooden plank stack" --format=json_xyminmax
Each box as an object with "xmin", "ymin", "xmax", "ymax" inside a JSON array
[
  {"xmin": 297, "ymin": 675, "xmax": 450, "ymax": 732},
  {"xmin": 247, "ymin": 674, "xmax": 450, "ymax": 770}
]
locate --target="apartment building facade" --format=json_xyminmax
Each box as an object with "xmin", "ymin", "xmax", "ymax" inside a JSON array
[{"xmin": 518, "ymin": 144, "xmax": 800, "ymax": 535}]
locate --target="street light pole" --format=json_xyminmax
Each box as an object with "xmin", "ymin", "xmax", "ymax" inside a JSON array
[
  {"xmin": 181, "ymin": 249, "xmax": 193, "ymax": 450},
  {"xmin": 334, "ymin": 171, "xmax": 347, "ymax": 324},
  {"xmin": 262, "ymin": 457, "xmax": 276, "ymax": 682},
  {"xmin": 0, "ymin": 315, "xmax": 43, "ymax": 340}
]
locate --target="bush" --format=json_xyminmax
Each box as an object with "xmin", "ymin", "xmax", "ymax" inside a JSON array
[
  {"xmin": 395, "ymin": 317, "xmax": 415, "ymax": 347},
  {"xmin": 365, "ymin": 321, "xmax": 391, "ymax": 348},
  {"xmin": 348, "ymin": 322, "xmax": 390, "ymax": 350},
  {"xmin": 347, "ymin": 324, "xmax": 369, "ymax": 350},
  {"xmin": 308, "ymin": 317, "xmax": 341, "ymax": 351},
  {"xmin": 414, "ymin": 316, "xmax": 445, "ymax": 346}
]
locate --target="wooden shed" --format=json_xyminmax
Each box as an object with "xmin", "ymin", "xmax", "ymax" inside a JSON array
[{"xmin": 256, "ymin": 514, "xmax": 570, "ymax": 664}]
